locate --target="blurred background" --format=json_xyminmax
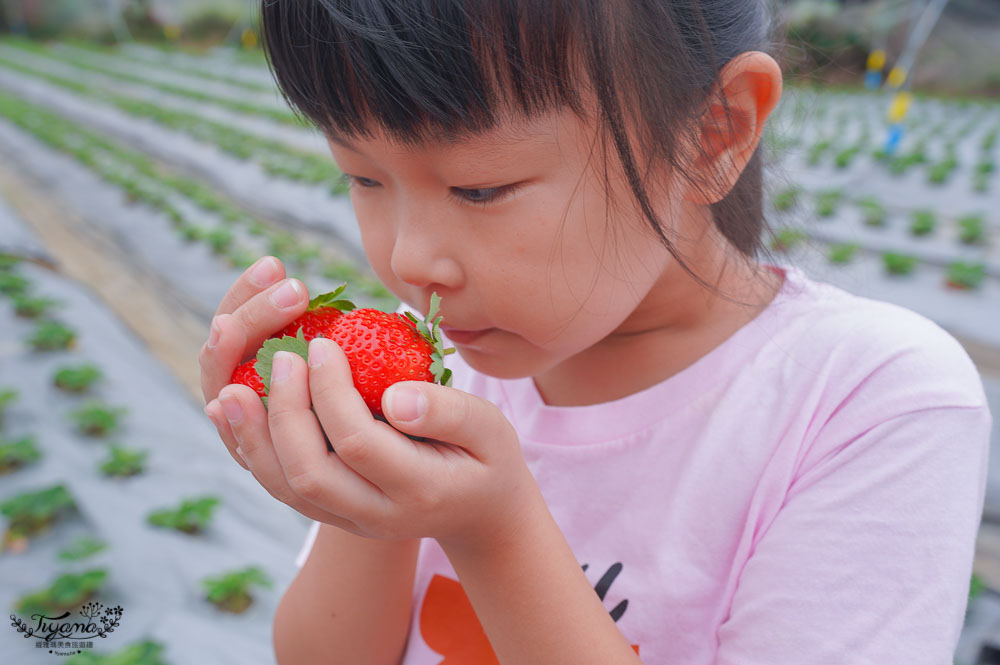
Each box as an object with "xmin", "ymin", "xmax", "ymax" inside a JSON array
[{"xmin": 0, "ymin": 1, "xmax": 998, "ymax": 664}]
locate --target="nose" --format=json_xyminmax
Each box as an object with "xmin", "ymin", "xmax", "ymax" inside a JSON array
[{"xmin": 389, "ymin": 217, "xmax": 463, "ymax": 290}]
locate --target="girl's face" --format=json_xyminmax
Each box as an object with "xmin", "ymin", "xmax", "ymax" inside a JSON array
[{"xmin": 325, "ymin": 101, "xmax": 767, "ymax": 404}]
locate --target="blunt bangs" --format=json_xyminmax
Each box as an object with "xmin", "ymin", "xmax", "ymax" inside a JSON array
[{"xmin": 260, "ymin": 0, "xmax": 590, "ymax": 147}]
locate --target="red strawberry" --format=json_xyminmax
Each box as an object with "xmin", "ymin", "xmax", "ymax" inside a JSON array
[
  {"xmin": 254, "ymin": 291, "xmax": 454, "ymax": 419},
  {"xmin": 324, "ymin": 305, "xmax": 452, "ymax": 417},
  {"xmin": 274, "ymin": 286, "xmax": 354, "ymax": 341},
  {"xmin": 230, "ymin": 358, "xmax": 267, "ymax": 398}
]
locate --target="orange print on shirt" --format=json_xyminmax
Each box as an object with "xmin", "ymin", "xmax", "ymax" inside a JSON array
[{"xmin": 419, "ymin": 574, "xmax": 640, "ymax": 664}]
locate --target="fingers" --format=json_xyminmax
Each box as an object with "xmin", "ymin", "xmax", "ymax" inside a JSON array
[
  {"xmin": 214, "ymin": 255, "xmax": 285, "ymax": 318},
  {"xmin": 199, "ymin": 275, "xmax": 310, "ymax": 404},
  {"xmin": 267, "ymin": 348, "xmax": 387, "ymax": 516},
  {"xmin": 210, "ymin": 380, "xmax": 368, "ymax": 532},
  {"xmin": 303, "ymin": 338, "xmax": 425, "ymax": 494},
  {"xmin": 203, "ymin": 397, "xmax": 250, "ymax": 471},
  {"xmin": 381, "ymin": 381, "xmax": 516, "ymax": 463}
]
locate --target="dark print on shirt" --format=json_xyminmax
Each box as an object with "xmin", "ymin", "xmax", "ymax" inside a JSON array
[{"xmin": 419, "ymin": 562, "xmax": 640, "ymax": 664}]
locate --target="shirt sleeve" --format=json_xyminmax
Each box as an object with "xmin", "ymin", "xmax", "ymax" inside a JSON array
[
  {"xmin": 715, "ymin": 384, "xmax": 992, "ymax": 663},
  {"xmin": 294, "ymin": 520, "xmax": 322, "ymax": 569}
]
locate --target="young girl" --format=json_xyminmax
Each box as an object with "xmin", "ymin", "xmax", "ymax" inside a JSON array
[{"xmin": 200, "ymin": 1, "xmax": 992, "ymax": 663}]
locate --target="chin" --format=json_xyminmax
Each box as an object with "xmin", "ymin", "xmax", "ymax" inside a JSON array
[{"xmin": 453, "ymin": 345, "xmax": 538, "ymax": 381}]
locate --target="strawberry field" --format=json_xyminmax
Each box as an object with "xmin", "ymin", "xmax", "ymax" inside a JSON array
[{"xmin": 0, "ymin": 37, "xmax": 998, "ymax": 664}]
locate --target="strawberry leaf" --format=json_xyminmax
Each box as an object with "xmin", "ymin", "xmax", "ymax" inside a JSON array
[
  {"xmin": 306, "ymin": 284, "xmax": 355, "ymax": 312},
  {"xmin": 406, "ymin": 292, "xmax": 455, "ymax": 386},
  {"xmin": 256, "ymin": 328, "xmax": 310, "ymax": 396}
]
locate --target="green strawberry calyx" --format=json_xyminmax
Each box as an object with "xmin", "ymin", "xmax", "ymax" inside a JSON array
[
  {"xmin": 403, "ymin": 292, "xmax": 456, "ymax": 387},
  {"xmin": 305, "ymin": 283, "xmax": 356, "ymax": 313},
  {"xmin": 255, "ymin": 328, "xmax": 309, "ymax": 409}
]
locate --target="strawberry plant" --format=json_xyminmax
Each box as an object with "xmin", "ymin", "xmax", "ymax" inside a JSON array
[
  {"xmin": 0, "ymin": 252, "xmax": 22, "ymax": 271},
  {"xmin": 910, "ymin": 210, "xmax": 937, "ymax": 237},
  {"xmin": 882, "ymin": 252, "xmax": 918, "ymax": 276},
  {"xmin": 828, "ymin": 242, "xmax": 860, "ymax": 265},
  {"xmin": 769, "ymin": 228, "xmax": 808, "ymax": 253},
  {"xmin": 11, "ymin": 293, "xmax": 60, "ymax": 318},
  {"xmin": 99, "ymin": 444, "xmax": 148, "ymax": 477},
  {"xmin": 205, "ymin": 227, "xmax": 234, "ymax": 255},
  {"xmin": 957, "ymin": 214, "xmax": 987, "ymax": 246},
  {"xmin": 946, "ymin": 262, "xmax": 986, "ymax": 290},
  {"xmin": 1, "ymin": 484, "xmax": 76, "ymax": 550},
  {"xmin": 147, "ymin": 496, "xmax": 221, "ymax": 534},
  {"xmin": 65, "ymin": 640, "xmax": 170, "ymax": 665},
  {"xmin": 0, "ymin": 271, "xmax": 31, "ymax": 297},
  {"xmin": 68, "ymin": 401, "xmax": 127, "ymax": 438},
  {"xmin": 58, "ymin": 535, "xmax": 108, "ymax": 561},
  {"xmin": 771, "ymin": 185, "xmax": 802, "ymax": 212},
  {"xmin": 15, "ymin": 569, "xmax": 108, "ymax": 618},
  {"xmin": 201, "ymin": 566, "xmax": 272, "ymax": 613},
  {"xmin": 54, "ymin": 363, "xmax": 104, "ymax": 394},
  {"xmin": 815, "ymin": 189, "xmax": 842, "ymax": 218},
  {"xmin": 27, "ymin": 319, "xmax": 77, "ymax": 351},
  {"xmin": 0, "ymin": 387, "xmax": 18, "ymax": 427},
  {"xmin": 0, "ymin": 435, "xmax": 42, "ymax": 474},
  {"xmin": 856, "ymin": 196, "xmax": 886, "ymax": 227},
  {"xmin": 807, "ymin": 139, "xmax": 831, "ymax": 166}
]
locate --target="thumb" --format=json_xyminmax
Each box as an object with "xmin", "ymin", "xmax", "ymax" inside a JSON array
[{"xmin": 381, "ymin": 381, "xmax": 514, "ymax": 459}]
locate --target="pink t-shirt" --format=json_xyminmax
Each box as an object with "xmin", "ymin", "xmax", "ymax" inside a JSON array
[{"xmin": 295, "ymin": 263, "xmax": 992, "ymax": 664}]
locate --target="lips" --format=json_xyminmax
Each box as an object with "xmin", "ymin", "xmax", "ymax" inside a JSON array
[{"xmin": 439, "ymin": 326, "xmax": 491, "ymax": 345}]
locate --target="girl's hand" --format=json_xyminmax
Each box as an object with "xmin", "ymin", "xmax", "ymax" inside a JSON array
[
  {"xmin": 199, "ymin": 256, "xmax": 309, "ymax": 470},
  {"xmin": 206, "ymin": 336, "xmax": 536, "ymax": 549}
]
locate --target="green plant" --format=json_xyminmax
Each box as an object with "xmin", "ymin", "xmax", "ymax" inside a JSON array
[
  {"xmin": 205, "ymin": 227, "xmax": 234, "ymax": 255},
  {"xmin": 957, "ymin": 214, "xmax": 987, "ymax": 245},
  {"xmin": 147, "ymin": 496, "xmax": 221, "ymax": 534},
  {"xmin": 0, "ymin": 271, "xmax": 31, "ymax": 297},
  {"xmin": 201, "ymin": 566, "xmax": 272, "ymax": 613},
  {"xmin": 99, "ymin": 444, "xmax": 148, "ymax": 477},
  {"xmin": 65, "ymin": 640, "xmax": 170, "ymax": 665},
  {"xmin": 0, "ymin": 388, "xmax": 18, "ymax": 427},
  {"xmin": 882, "ymin": 252, "xmax": 918, "ymax": 276},
  {"xmin": 828, "ymin": 243, "xmax": 860, "ymax": 265},
  {"xmin": 769, "ymin": 228, "xmax": 808, "ymax": 253},
  {"xmin": 0, "ymin": 435, "xmax": 42, "ymax": 474},
  {"xmin": 910, "ymin": 210, "xmax": 936, "ymax": 237},
  {"xmin": 1, "ymin": 484, "xmax": 76, "ymax": 549},
  {"xmin": 11, "ymin": 293, "xmax": 60, "ymax": 318},
  {"xmin": 856, "ymin": 196, "xmax": 886, "ymax": 227},
  {"xmin": 0, "ymin": 252, "xmax": 23, "ymax": 271},
  {"xmin": 946, "ymin": 262, "xmax": 986, "ymax": 290},
  {"xmin": 54, "ymin": 364, "xmax": 104, "ymax": 393},
  {"xmin": 68, "ymin": 401, "xmax": 128, "ymax": 437},
  {"xmin": 772, "ymin": 185, "xmax": 803, "ymax": 212},
  {"xmin": 58, "ymin": 535, "xmax": 108, "ymax": 561},
  {"xmin": 15, "ymin": 569, "xmax": 108, "ymax": 617},
  {"xmin": 27, "ymin": 319, "xmax": 77, "ymax": 351},
  {"xmin": 815, "ymin": 189, "xmax": 842, "ymax": 218},
  {"xmin": 970, "ymin": 573, "xmax": 986, "ymax": 603}
]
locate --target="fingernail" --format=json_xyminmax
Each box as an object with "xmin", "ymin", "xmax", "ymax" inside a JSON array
[
  {"xmin": 236, "ymin": 446, "xmax": 248, "ymax": 464},
  {"xmin": 272, "ymin": 351, "xmax": 292, "ymax": 383},
  {"xmin": 308, "ymin": 339, "xmax": 327, "ymax": 367},
  {"xmin": 385, "ymin": 384, "xmax": 426, "ymax": 422},
  {"xmin": 220, "ymin": 395, "xmax": 243, "ymax": 423},
  {"xmin": 207, "ymin": 317, "xmax": 221, "ymax": 348},
  {"xmin": 249, "ymin": 256, "xmax": 280, "ymax": 287},
  {"xmin": 269, "ymin": 279, "xmax": 303, "ymax": 309}
]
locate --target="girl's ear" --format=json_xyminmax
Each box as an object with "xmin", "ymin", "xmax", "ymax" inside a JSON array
[{"xmin": 684, "ymin": 51, "xmax": 783, "ymax": 205}]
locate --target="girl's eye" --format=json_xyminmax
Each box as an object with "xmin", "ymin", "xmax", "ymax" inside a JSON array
[
  {"xmin": 449, "ymin": 183, "xmax": 523, "ymax": 208},
  {"xmin": 340, "ymin": 174, "xmax": 380, "ymax": 189}
]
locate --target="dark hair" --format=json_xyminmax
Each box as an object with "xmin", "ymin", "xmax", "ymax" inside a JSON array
[{"xmin": 260, "ymin": 0, "xmax": 781, "ymax": 303}]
